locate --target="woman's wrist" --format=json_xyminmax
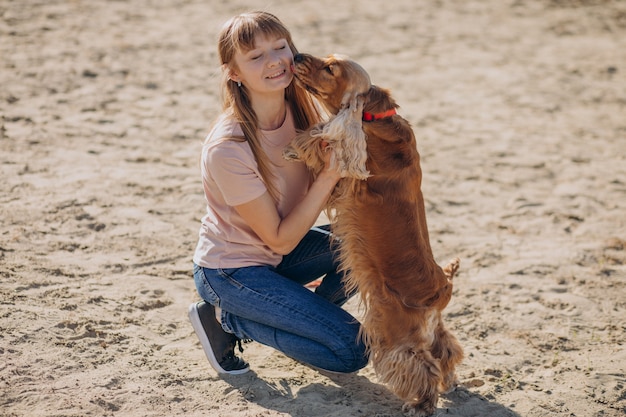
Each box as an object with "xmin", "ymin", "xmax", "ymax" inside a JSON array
[{"xmin": 317, "ymin": 169, "xmax": 341, "ymax": 187}]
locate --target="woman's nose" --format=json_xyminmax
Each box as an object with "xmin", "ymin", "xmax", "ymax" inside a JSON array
[{"xmin": 268, "ymin": 50, "xmax": 282, "ymax": 66}]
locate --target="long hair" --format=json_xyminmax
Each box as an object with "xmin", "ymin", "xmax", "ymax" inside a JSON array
[{"xmin": 216, "ymin": 11, "xmax": 322, "ymax": 200}]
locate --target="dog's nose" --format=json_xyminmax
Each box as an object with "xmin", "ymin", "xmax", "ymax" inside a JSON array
[{"xmin": 293, "ymin": 53, "xmax": 304, "ymax": 63}]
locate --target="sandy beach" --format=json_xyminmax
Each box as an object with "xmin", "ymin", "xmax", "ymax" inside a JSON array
[{"xmin": 1, "ymin": 0, "xmax": 625, "ymax": 416}]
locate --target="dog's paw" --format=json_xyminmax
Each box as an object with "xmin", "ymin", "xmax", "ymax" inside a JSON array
[
  {"xmin": 443, "ymin": 257, "xmax": 460, "ymax": 279},
  {"xmin": 402, "ymin": 400, "xmax": 436, "ymax": 417},
  {"xmin": 282, "ymin": 148, "xmax": 300, "ymax": 161},
  {"xmin": 440, "ymin": 375, "xmax": 459, "ymax": 394}
]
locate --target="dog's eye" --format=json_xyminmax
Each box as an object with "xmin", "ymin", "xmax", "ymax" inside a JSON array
[{"xmin": 325, "ymin": 65, "xmax": 334, "ymax": 75}]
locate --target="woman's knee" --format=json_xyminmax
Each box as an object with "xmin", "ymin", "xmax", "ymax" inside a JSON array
[
  {"xmin": 334, "ymin": 335, "xmax": 369, "ymax": 373},
  {"xmin": 347, "ymin": 352, "xmax": 369, "ymax": 373}
]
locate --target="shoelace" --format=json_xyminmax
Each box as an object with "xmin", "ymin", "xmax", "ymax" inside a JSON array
[{"xmin": 236, "ymin": 338, "xmax": 253, "ymax": 353}]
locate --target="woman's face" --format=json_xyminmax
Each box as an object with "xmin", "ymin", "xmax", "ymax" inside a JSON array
[{"xmin": 230, "ymin": 34, "xmax": 294, "ymax": 95}]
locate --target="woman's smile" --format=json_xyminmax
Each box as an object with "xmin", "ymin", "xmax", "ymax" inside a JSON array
[{"xmin": 266, "ymin": 69, "xmax": 287, "ymax": 79}]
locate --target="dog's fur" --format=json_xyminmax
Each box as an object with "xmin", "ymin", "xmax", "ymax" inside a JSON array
[{"xmin": 285, "ymin": 53, "xmax": 463, "ymax": 416}]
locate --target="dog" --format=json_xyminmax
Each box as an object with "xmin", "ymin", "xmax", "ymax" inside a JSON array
[{"xmin": 284, "ymin": 53, "xmax": 463, "ymax": 416}]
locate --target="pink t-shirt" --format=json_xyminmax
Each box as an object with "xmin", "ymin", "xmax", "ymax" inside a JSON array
[{"xmin": 193, "ymin": 106, "xmax": 311, "ymax": 268}]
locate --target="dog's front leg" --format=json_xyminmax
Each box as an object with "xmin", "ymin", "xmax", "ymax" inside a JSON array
[{"xmin": 283, "ymin": 125, "xmax": 327, "ymax": 175}]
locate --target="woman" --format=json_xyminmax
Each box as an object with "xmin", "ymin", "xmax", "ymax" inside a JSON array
[{"xmin": 189, "ymin": 11, "xmax": 368, "ymax": 375}]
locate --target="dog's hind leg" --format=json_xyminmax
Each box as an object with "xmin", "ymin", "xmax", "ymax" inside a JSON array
[
  {"xmin": 376, "ymin": 346, "xmax": 441, "ymax": 417},
  {"xmin": 431, "ymin": 322, "xmax": 464, "ymax": 394},
  {"xmin": 442, "ymin": 257, "xmax": 460, "ymax": 279}
]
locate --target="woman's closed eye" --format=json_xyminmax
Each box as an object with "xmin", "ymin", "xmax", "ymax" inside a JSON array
[
  {"xmin": 249, "ymin": 46, "xmax": 284, "ymax": 60},
  {"xmin": 272, "ymin": 39, "xmax": 289, "ymax": 51}
]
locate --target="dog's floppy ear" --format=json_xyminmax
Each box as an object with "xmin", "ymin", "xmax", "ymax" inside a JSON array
[
  {"xmin": 339, "ymin": 59, "xmax": 371, "ymax": 109},
  {"xmin": 322, "ymin": 95, "xmax": 370, "ymax": 180},
  {"xmin": 341, "ymin": 91, "xmax": 364, "ymax": 110},
  {"xmin": 342, "ymin": 92, "xmax": 366, "ymax": 113},
  {"xmin": 340, "ymin": 83, "xmax": 371, "ymax": 110},
  {"xmin": 343, "ymin": 93, "xmax": 365, "ymax": 115}
]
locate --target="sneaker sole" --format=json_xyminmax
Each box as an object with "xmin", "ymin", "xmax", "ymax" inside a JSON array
[{"xmin": 188, "ymin": 302, "xmax": 250, "ymax": 375}]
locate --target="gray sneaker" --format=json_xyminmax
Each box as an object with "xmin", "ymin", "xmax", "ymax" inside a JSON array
[{"xmin": 188, "ymin": 301, "xmax": 250, "ymax": 375}]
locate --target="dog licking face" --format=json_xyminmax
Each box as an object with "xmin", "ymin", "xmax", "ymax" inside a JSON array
[
  {"xmin": 292, "ymin": 53, "xmax": 371, "ymax": 114},
  {"xmin": 286, "ymin": 54, "xmax": 372, "ymax": 181}
]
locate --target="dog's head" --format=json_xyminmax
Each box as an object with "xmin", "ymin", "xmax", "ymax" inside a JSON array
[
  {"xmin": 292, "ymin": 53, "xmax": 371, "ymax": 114},
  {"xmin": 286, "ymin": 53, "xmax": 372, "ymax": 180}
]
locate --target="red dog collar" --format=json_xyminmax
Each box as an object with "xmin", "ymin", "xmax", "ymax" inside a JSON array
[{"xmin": 362, "ymin": 108, "xmax": 397, "ymax": 122}]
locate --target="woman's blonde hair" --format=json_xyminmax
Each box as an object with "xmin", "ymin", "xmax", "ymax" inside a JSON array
[{"xmin": 216, "ymin": 11, "xmax": 322, "ymax": 200}]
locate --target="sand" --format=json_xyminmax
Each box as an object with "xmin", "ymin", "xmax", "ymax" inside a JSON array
[{"xmin": 1, "ymin": 0, "xmax": 625, "ymax": 416}]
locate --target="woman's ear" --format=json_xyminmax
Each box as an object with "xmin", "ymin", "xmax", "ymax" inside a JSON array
[{"xmin": 222, "ymin": 64, "xmax": 240, "ymax": 83}]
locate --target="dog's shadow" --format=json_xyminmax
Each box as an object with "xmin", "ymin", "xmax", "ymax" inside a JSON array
[{"xmin": 221, "ymin": 368, "xmax": 521, "ymax": 417}]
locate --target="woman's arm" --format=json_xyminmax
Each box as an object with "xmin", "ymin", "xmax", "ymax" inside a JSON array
[{"xmin": 234, "ymin": 151, "xmax": 340, "ymax": 255}]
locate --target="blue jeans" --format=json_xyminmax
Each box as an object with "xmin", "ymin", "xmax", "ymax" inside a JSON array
[{"xmin": 193, "ymin": 226, "xmax": 368, "ymax": 373}]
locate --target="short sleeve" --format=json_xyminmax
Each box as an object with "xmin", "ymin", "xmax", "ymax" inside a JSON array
[{"xmin": 205, "ymin": 142, "xmax": 267, "ymax": 207}]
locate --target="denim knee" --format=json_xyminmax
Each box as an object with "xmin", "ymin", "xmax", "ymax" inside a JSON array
[
  {"xmin": 347, "ymin": 347, "xmax": 370, "ymax": 373},
  {"xmin": 334, "ymin": 338, "xmax": 369, "ymax": 373}
]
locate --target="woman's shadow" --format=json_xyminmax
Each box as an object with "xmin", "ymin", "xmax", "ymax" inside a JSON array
[{"xmin": 221, "ymin": 367, "xmax": 521, "ymax": 417}]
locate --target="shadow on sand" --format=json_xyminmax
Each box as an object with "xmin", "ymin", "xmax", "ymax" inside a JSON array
[{"xmin": 221, "ymin": 368, "xmax": 520, "ymax": 417}]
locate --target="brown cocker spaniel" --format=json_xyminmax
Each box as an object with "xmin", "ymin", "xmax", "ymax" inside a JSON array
[{"xmin": 285, "ymin": 53, "xmax": 463, "ymax": 416}]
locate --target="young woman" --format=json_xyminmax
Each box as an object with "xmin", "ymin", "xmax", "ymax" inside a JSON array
[{"xmin": 189, "ymin": 11, "xmax": 368, "ymax": 375}]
